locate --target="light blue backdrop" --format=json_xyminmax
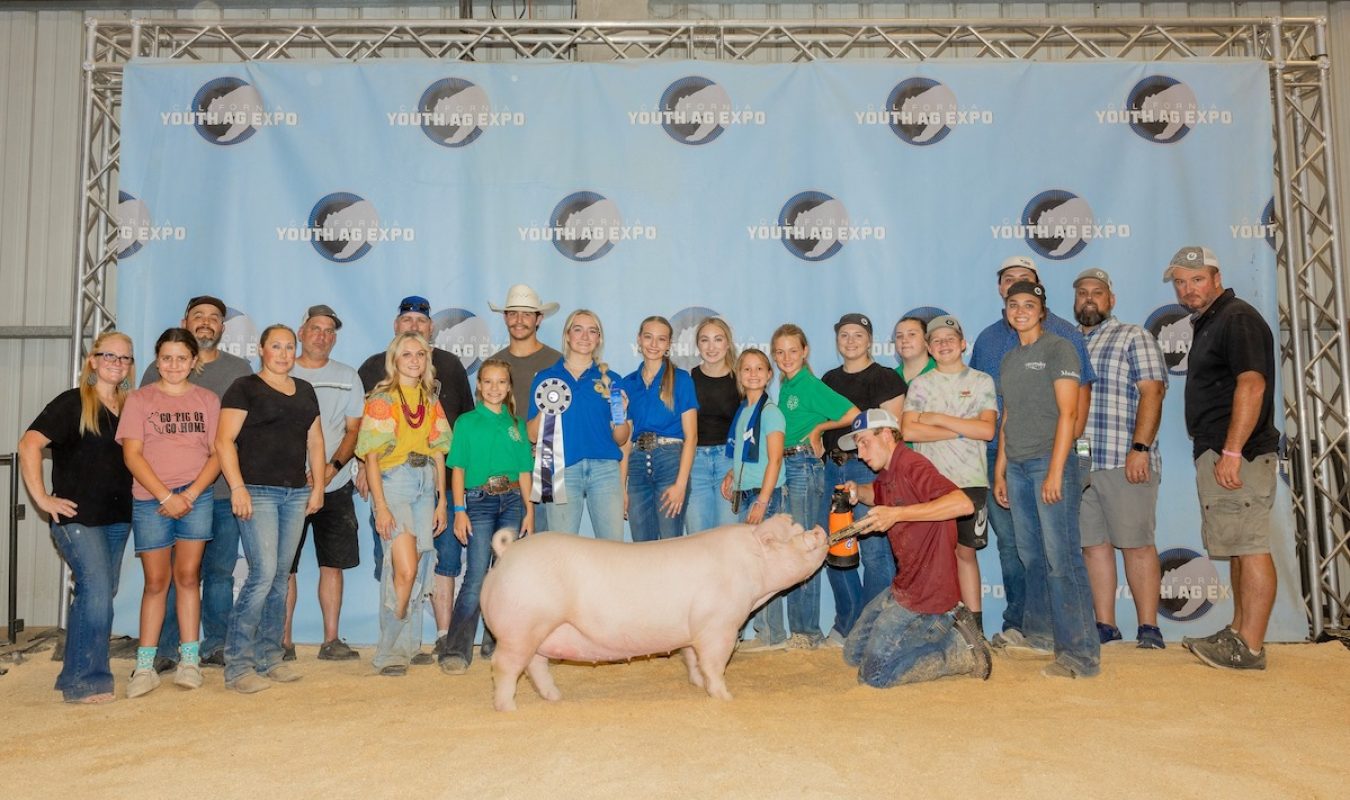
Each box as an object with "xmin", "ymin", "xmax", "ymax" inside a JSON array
[{"xmin": 111, "ymin": 58, "xmax": 1305, "ymax": 646}]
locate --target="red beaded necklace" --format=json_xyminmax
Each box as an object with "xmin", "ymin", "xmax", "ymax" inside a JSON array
[{"xmin": 396, "ymin": 384, "xmax": 427, "ymax": 429}]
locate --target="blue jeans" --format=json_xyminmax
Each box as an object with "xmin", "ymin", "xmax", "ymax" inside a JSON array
[
  {"xmin": 627, "ymin": 442, "xmax": 687, "ymax": 542},
  {"xmin": 158, "ymin": 495, "xmax": 240, "ymax": 660},
  {"xmin": 685, "ymin": 445, "xmax": 737, "ymax": 535},
  {"xmin": 739, "ymin": 487, "xmax": 787, "ymax": 644},
  {"xmin": 987, "ymin": 456, "xmax": 1024, "ymax": 633},
  {"xmin": 823, "ymin": 457, "xmax": 876, "ymax": 637},
  {"xmin": 441, "ymin": 488, "xmax": 524, "ymax": 665},
  {"xmin": 1006, "ymin": 455, "xmax": 1100, "ymax": 676},
  {"xmin": 843, "ymin": 590, "xmax": 976, "ymax": 687},
  {"xmin": 370, "ymin": 467, "xmax": 462, "ymax": 580},
  {"xmin": 225, "ymin": 485, "xmax": 308, "ymax": 684},
  {"xmin": 51, "ymin": 522, "xmax": 130, "ymax": 701},
  {"xmin": 783, "ymin": 452, "xmax": 825, "ymax": 641},
  {"xmin": 373, "ymin": 462, "xmax": 437, "ymax": 668},
  {"xmin": 544, "ymin": 458, "xmax": 624, "ymax": 541}
]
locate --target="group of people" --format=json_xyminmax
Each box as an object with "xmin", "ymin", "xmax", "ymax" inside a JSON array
[{"xmin": 19, "ymin": 244, "xmax": 1281, "ymax": 703}]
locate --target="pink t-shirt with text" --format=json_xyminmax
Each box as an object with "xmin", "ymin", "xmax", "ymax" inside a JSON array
[{"xmin": 115, "ymin": 384, "xmax": 220, "ymax": 501}]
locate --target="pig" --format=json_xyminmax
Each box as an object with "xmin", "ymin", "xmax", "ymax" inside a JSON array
[{"xmin": 479, "ymin": 514, "xmax": 828, "ymax": 711}]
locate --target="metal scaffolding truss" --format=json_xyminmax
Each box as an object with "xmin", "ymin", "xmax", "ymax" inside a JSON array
[{"xmin": 74, "ymin": 17, "xmax": 1349, "ymax": 638}]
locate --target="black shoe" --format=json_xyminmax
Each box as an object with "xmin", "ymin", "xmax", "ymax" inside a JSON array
[
  {"xmin": 317, "ymin": 639, "xmax": 360, "ymax": 661},
  {"xmin": 410, "ymin": 651, "xmax": 435, "ymax": 666},
  {"xmin": 379, "ymin": 664, "xmax": 408, "ymax": 677},
  {"xmin": 951, "ymin": 604, "xmax": 993, "ymax": 681},
  {"xmin": 199, "ymin": 650, "xmax": 225, "ymax": 668},
  {"xmin": 153, "ymin": 656, "xmax": 178, "ymax": 674},
  {"xmin": 480, "ymin": 641, "xmax": 496, "ymax": 659},
  {"xmin": 282, "ymin": 644, "xmax": 297, "ymax": 662}
]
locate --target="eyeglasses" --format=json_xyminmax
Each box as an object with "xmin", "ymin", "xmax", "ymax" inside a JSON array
[{"xmin": 94, "ymin": 352, "xmax": 133, "ymax": 365}]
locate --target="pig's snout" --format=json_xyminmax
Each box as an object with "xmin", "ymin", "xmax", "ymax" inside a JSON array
[{"xmin": 801, "ymin": 526, "xmax": 828, "ymax": 553}]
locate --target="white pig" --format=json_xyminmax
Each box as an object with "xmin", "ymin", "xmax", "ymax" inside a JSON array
[{"xmin": 480, "ymin": 514, "xmax": 828, "ymax": 711}]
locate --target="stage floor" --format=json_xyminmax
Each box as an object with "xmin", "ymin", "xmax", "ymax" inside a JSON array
[{"xmin": 1, "ymin": 636, "xmax": 1345, "ymax": 799}]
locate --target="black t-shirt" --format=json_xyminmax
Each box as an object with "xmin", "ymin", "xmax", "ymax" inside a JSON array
[
  {"xmin": 221, "ymin": 375, "xmax": 321, "ymax": 488},
  {"xmin": 27, "ymin": 388, "xmax": 132, "ymax": 526},
  {"xmin": 1184, "ymin": 289, "xmax": 1279, "ymax": 459},
  {"xmin": 691, "ymin": 366, "xmax": 739, "ymax": 447},
  {"xmin": 359, "ymin": 347, "xmax": 474, "ymax": 429},
  {"xmin": 821, "ymin": 362, "xmax": 907, "ymax": 452}
]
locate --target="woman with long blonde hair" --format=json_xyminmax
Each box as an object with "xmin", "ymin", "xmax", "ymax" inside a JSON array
[
  {"xmin": 526, "ymin": 309, "xmax": 630, "ymax": 540},
  {"xmin": 356, "ymin": 332, "xmax": 451, "ymax": 676},
  {"xmin": 686, "ymin": 317, "xmax": 740, "ymax": 535},
  {"xmin": 18, "ymin": 332, "xmax": 135, "ymax": 703}
]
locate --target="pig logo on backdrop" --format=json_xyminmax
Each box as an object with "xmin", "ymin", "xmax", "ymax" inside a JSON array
[
  {"xmin": 418, "ymin": 78, "xmax": 491, "ymax": 147},
  {"xmin": 1145, "ymin": 304, "xmax": 1193, "ymax": 376},
  {"xmin": 886, "ymin": 78, "xmax": 958, "ymax": 146},
  {"xmin": 549, "ymin": 191, "xmax": 625, "ymax": 262},
  {"xmin": 668, "ymin": 307, "xmax": 722, "ymax": 370},
  {"xmin": 659, "ymin": 77, "xmax": 733, "ymax": 145},
  {"xmin": 190, "ymin": 77, "xmax": 264, "ymax": 145},
  {"xmin": 218, "ymin": 306, "xmax": 258, "ymax": 363},
  {"xmin": 1020, "ymin": 190, "xmax": 1096, "ymax": 261},
  {"xmin": 778, "ymin": 192, "xmax": 850, "ymax": 262},
  {"xmin": 1126, "ymin": 76, "xmax": 1199, "ymax": 144},
  {"xmin": 306, "ymin": 193, "xmax": 378, "ymax": 263},
  {"xmin": 431, "ymin": 308, "xmax": 496, "ymax": 376},
  {"xmin": 1158, "ymin": 547, "xmax": 1224, "ymax": 622}
]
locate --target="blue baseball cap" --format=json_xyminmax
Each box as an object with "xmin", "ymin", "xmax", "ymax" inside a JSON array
[{"xmin": 397, "ymin": 295, "xmax": 431, "ymax": 317}]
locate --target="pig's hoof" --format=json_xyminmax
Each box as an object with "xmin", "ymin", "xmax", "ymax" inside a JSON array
[
  {"xmin": 706, "ymin": 686, "xmax": 733, "ymax": 701},
  {"xmin": 494, "ymin": 697, "xmax": 518, "ymax": 712},
  {"xmin": 687, "ymin": 672, "xmax": 706, "ymax": 689},
  {"xmin": 538, "ymin": 686, "xmax": 562, "ymax": 702}
]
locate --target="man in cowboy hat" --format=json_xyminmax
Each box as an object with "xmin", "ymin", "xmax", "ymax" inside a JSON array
[{"xmin": 488, "ymin": 284, "xmax": 562, "ymax": 413}]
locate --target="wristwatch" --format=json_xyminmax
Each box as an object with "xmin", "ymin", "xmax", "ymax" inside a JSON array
[{"xmin": 1130, "ymin": 442, "xmax": 1150, "ymax": 453}]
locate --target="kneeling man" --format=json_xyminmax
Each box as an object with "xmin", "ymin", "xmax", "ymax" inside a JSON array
[{"xmin": 840, "ymin": 409, "xmax": 992, "ymax": 687}]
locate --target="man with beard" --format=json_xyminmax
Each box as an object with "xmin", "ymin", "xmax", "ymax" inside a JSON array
[
  {"xmin": 487, "ymin": 284, "xmax": 561, "ymax": 416},
  {"xmin": 139, "ymin": 295, "xmax": 253, "ymax": 671},
  {"xmin": 1165, "ymin": 247, "xmax": 1280, "ymax": 671},
  {"xmin": 1072, "ymin": 269, "xmax": 1169, "ymax": 650}
]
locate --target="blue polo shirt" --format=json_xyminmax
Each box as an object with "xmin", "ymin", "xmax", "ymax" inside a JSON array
[
  {"xmin": 620, "ymin": 363, "xmax": 699, "ymax": 439},
  {"xmin": 529, "ymin": 359, "xmax": 624, "ymax": 465},
  {"xmin": 970, "ymin": 310, "xmax": 1098, "ymax": 455}
]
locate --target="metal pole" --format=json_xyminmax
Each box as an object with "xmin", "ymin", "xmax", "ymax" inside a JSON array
[
  {"xmin": 1, "ymin": 454, "xmax": 23, "ymax": 645},
  {"xmin": 1312, "ymin": 19, "xmax": 1350, "ymax": 629},
  {"xmin": 1270, "ymin": 19, "xmax": 1323, "ymax": 639}
]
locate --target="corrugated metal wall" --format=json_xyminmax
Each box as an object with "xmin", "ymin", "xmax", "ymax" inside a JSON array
[{"xmin": 1, "ymin": 1, "xmax": 1345, "ymax": 630}]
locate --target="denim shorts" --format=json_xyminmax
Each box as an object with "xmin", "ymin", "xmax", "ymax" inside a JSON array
[{"xmin": 131, "ymin": 487, "xmax": 215, "ymax": 553}]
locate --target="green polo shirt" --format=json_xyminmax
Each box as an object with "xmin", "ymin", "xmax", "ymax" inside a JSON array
[
  {"xmin": 447, "ymin": 405, "xmax": 533, "ymax": 489},
  {"xmin": 778, "ymin": 369, "xmax": 853, "ymax": 446}
]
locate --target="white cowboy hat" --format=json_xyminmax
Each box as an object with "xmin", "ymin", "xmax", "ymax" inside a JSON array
[{"xmin": 489, "ymin": 284, "xmax": 559, "ymax": 318}]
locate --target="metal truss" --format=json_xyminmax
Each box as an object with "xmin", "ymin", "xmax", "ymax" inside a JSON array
[{"xmin": 73, "ymin": 17, "xmax": 1349, "ymax": 637}]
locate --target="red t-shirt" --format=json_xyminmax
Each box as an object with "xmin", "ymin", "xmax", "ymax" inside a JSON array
[{"xmin": 871, "ymin": 444, "xmax": 961, "ymax": 615}]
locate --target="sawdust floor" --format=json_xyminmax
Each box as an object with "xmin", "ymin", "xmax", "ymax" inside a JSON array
[{"xmin": 1, "ymin": 639, "xmax": 1347, "ymax": 799}]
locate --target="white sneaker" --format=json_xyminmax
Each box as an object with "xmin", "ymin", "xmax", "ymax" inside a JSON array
[
  {"xmin": 127, "ymin": 667, "xmax": 161, "ymax": 699},
  {"xmin": 173, "ymin": 663, "xmax": 203, "ymax": 690}
]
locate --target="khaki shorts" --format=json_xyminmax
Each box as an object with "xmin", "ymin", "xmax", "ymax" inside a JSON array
[
  {"xmin": 1080, "ymin": 466, "xmax": 1158, "ymax": 549},
  {"xmin": 1194, "ymin": 450, "xmax": 1276, "ymax": 558}
]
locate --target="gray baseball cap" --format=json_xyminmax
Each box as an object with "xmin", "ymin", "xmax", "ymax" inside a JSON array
[
  {"xmin": 1073, "ymin": 268, "xmax": 1113, "ymax": 289},
  {"xmin": 1163, "ymin": 246, "xmax": 1219, "ymax": 282}
]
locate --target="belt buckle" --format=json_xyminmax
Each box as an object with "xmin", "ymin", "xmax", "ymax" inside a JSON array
[
  {"xmin": 636, "ymin": 432, "xmax": 657, "ymax": 451},
  {"xmin": 829, "ymin": 450, "xmax": 849, "ymax": 466},
  {"xmin": 486, "ymin": 475, "xmax": 510, "ymax": 495},
  {"xmin": 406, "ymin": 452, "xmax": 430, "ymax": 468}
]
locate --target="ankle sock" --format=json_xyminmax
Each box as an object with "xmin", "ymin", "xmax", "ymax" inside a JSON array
[
  {"xmin": 180, "ymin": 641, "xmax": 201, "ymax": 666},
  {"xmin": 437, "ymin": 629, "xmax": 448, "ymax": 639},
  {"xmin": 135, "ymin": 646, "xmax": 157, "ymax": 671}
]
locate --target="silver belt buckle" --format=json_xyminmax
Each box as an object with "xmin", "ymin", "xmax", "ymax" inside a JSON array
[
  {"xmin": 636, "ymin": 432, "xmax": 657, "ymax": 451},
  {"xmin": 486, "ymin": 475, "xmax": 510, "ymax": 495},
  {"xmin": 406, "ymin": 452, "xmax": 431, "ymax": 468}
]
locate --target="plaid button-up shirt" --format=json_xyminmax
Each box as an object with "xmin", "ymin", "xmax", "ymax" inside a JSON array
[{"xmin": 1083, "ymin": 316, "xmax": 1169, "ymax": 472}]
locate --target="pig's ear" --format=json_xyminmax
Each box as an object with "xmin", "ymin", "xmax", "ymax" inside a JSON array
[{"xmin": 752, "ymin": 514, "xmax": 791, "ymax": 544}]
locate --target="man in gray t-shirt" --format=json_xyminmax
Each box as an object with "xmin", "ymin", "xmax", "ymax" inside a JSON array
[
  {"xmin": 141, "ymin": 295, "xmax": 254, "ymax": 669},
  {"xmin": 488, "ymin": 283, "xmax": 562, "ymax": 415}
]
